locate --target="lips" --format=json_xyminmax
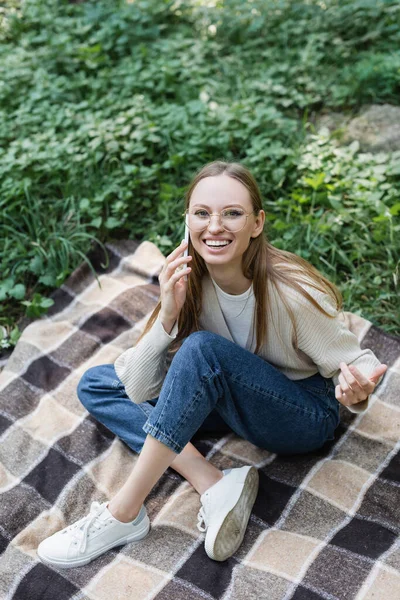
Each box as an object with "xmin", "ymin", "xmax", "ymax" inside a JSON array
[{"xmin": 201, "ymin": 239, "xmax": 233, "ymax": 253}]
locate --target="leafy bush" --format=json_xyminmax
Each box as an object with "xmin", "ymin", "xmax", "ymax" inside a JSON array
[{"xmin": 0, "ymin": 0, "xmax": 399, "ymax": 351}]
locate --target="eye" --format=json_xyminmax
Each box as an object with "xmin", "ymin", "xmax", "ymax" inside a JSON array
[
  {"xmin": 194, "ymin": 210, "xmax": 209, "ymax": 217},
  {"xmin": 223, "ymin": 209, "xmax": 244, "ymax": 217}
]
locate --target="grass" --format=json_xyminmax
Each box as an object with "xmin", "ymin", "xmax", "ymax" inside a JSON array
[{"xmin": 0, "ymin": 0, "xmax": 399, "ymax": 351}]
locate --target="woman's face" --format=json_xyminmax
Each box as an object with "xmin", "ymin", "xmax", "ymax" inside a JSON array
[{"xmin": 188, "ymin": 174, "xmax": 265, "ymax": 269}]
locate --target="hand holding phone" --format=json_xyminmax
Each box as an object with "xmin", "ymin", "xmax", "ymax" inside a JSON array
[{"xmin": 158, "ymin": 229, "xmax": 192, "ymax": 328}]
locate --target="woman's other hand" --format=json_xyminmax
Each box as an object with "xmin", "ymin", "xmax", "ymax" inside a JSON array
[
  {"xmin": 158, "ymin": 240, "xmax": 192, "ymax": 329},
  {"xmin": 335, "ymin": 362, "xmax": 388, "ymax": 407}
]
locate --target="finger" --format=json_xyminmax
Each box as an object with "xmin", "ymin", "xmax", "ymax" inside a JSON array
[
  {"xmin": 346, "ymin": 363, "xmax": 375, "ymax": 394},
  {"xmin": 336, "ymin": 385, "xmax": 365, "ymax": 406},
  {"xmin": 335, "ymin": 384, "xmax": 343, "ymax": 401},
  {"xmin": 346, "ymin": 364, "xmax": 369, "ymax": 387},
  {"xmin": 167, "ymin": 240, "xmax": 187, "ymax": 261},
  {"xmin": 161, "ymin": 241, "xmax": 188, "ymax": 271},
  {"xmin": 338, "ymin": 373, "xmax": 369, "ymax": 401},
  {"xmin": 369, "ymin": 364, "xmax": 388, "ymax": 383},
  {"xmin": 160, "ymin": 255, "xmax": 192, "ymax": 280},
  {"xmin": 335, "ymin": 385, "xmax": 352, "ymax": 406},
  {"xmin": 337, "ymin": 372, "xmax": 369, "ymax": 402},
  {"xmin": 338, "ymin": 371, "xmax": 357, "ymax": 395},
  {"xmin": 169, "ymin": 255, "xmax": 192, "ymax": 274},
  {"xmin": 174, "ymin": 262, "xmax": 187, "ymax": 275},
  {"xmin": 339, "ymin": 362, "xmax": 363, "ymax": 393},
  {"xmin": 167, "ymin": 266, "xmax": 191, "ymax": 285}
]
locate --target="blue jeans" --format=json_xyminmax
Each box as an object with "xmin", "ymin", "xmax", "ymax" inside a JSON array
[{"xmin": 77, "ymin": 331, "xmax": 340, "ymax": 456}]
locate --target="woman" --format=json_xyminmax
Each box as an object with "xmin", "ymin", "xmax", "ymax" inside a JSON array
[{"xmin": 37, "ymin": 161, "xmax": 387, "ymax": 568}]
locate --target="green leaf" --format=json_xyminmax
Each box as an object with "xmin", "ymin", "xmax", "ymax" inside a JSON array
[
  {"xmin": 105, "ymin": 217, "xmax": 121, "ymax": 229},
  {"xmin": 39, "ymin": 274, "xmax": 58, "ymax": 287},
  {"xmin": 9, "ymin": 284, "xmax": 26, "ymax": 300},
  {"xmin": 10, "ymin": 327, "xmax": 21, "ymax": 344},
  {"xmin": 21, "ymin": 294, "xmax": 55, "ymax": 318},
  {"xmin": 328, "ymin": 196, "xmax": 342, "ymax": 211},
  {"xmin": 0, "ymin": 278, "xmax": 15, "ymax": 301},
  {"xmin": 303, "ymin": 173, "xmax": 326, "ymax": 190},
  {"xmin": 90, "ymin": 217, "xmax": 102, "ymax": 228},
  {"xmin": 389, "ymin": 203, "xmax": 400, "ymax": 216},
  {"xmin": 79, "ymin": 198, "xmax": 90, "ymax": 211},
  {"xmin": 39, "ymin": 298, "xmax": 55, "ymax": 309},
  {"xmin": 123, "ymin": 164, "xmax": 139, "ymax": 175},
  {"xmin": 29, "ymin": 256, "xmax": 44, "ymax": 275}
]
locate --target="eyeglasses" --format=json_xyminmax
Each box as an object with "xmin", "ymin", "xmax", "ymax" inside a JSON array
[{"xmin": 183, "ymin": 208, "xmax": 257, "ymax": 232}]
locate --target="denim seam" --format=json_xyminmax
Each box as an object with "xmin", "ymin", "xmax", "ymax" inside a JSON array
[
  {"xmin": 171, "ymin": 388, "xmax": 204, "ymax": 432},
  {"xmin": 297, "ymin": 386, "xmax": 326, "ymax": 396},
  {"xmin": 149, "ymin": 367, "xmax": 218, "ymax": 433},
  {"xmin": 150, "ymin": 370, "xmax": 178, "ymax": 426},
  {"xmin": 226, "ymin": 372, "xmax": 329, "ymax": 421},
  {"xmin": 137, "ymin": 402, "xmax": 153, "ymax": 418},
  {"xmin": 142, "ymin": 423, "xmax": 183, "ymax": 453},
  {"xmin": 174, "ymin": 369, "xmax": 220, "ymax": 432}
]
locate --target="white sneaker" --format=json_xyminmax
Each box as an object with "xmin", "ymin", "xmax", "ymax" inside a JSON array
[
  {"xmin": 197, "ymin": 465, "xmax": 259, "ymax": 561},
  {"xmin": 37, "ymin": 501, "xmax": 150, "ymax": 569}
]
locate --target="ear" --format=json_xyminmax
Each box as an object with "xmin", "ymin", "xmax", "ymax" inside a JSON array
[{"xmin": 251, "ymin": 210, "xmax": 265, "ymax": 238}]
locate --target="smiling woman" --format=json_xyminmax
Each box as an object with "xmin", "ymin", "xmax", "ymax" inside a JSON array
[{"xmin": 37, "ymin": 160, "xmax": 387, "ymax": 570}]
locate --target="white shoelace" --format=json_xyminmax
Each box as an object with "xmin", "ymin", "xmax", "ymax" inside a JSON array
[
  {"xmin": 196, "ymin": 471, "xmax": 230, "ymax": 533},
  {"xmin": 197, "ymin": 492, "xmax": 210, "ymax": 533},
  {"xmin": 67, "ymin": 501, "xmax": 109, "ymax": 554},
  {"xmin": 197, "ymin": 506, "xmax": 207, "ymax": 532}
]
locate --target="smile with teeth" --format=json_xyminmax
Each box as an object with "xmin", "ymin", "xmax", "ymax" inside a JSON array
[{"xmin": 203, "ymin": 240, "xmax": 232, "ymax": 247}]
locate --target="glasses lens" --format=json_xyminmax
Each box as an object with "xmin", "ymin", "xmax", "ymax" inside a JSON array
[
  {"xmin": 185, "ymin": 210, "xmax": 209, "ymax": 231},
  {"xmin": 221, "ymin": 209, "xmax": 247, "ymax": 232},
  {"xmin": 185, "ymin": 209, "xmax": 247, "ymax": 232}
]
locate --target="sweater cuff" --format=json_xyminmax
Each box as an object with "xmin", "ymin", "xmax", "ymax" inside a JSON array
[
  {"xmin": 158, "ymin": 315, "xmax": 179, "ymax": 339},
  {"xmin": 158, "ymin": 315, "xmax": 178, "ymax": 338},
  {"xmin": 142, "ymin": 314, "xmax": 178, "ymax": 352}
]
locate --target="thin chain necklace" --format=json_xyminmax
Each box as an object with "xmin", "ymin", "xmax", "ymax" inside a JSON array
[{"xmin": 233, "ymin": 285, "xmax": 253, "ymax": 318}]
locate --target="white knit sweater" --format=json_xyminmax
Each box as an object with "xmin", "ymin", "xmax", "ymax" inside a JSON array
[{"xmin": 114, "ymin": 272, "xmax": 384, "ymax": 414}]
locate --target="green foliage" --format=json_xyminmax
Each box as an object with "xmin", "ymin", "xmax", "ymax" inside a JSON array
[
  {"xmin": 0, "ymin": 324, "xmax": 21, "ymax": 350},
  {"xmin": 268, "ymin": 132, "xmax": 400, "ymax": 325},
  {"xmin": 0, "ymin": 0, "xmax": 399, "ymax": 350},
  {"xmin": 21, "ymin": 293, "xmax": 55, "ymax": 318}
]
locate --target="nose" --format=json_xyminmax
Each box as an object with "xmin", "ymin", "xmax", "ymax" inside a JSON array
[{"xmin": 206, "ymin": 214, "xmax": 225, "ymax": 233}]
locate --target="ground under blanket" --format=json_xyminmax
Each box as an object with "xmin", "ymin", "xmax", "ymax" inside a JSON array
[{"xmin": 0, "ymin": 239, "xmax": 399, "ymax": 600}]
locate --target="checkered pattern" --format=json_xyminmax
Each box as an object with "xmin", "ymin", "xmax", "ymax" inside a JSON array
[{"xmin": 0, "ymin": 239, "xmax": 399, "ymax": 600}]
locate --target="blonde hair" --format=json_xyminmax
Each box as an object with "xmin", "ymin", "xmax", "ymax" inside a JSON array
[{"xmin": 135, "ymin": 160, "xmax": 343, "ymax": 355}]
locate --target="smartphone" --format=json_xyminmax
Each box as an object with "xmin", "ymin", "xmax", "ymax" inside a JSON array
[{"xmin": 183, "ymin": 221, "xmax": 190, "ymax": 282}]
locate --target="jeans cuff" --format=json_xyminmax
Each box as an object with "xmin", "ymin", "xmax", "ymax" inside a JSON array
[{"xmin": 142, "ymin": 422, "xmax": 183, "ymax": 454}]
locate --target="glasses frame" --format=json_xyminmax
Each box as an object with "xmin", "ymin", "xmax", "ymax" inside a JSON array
[{"xmin": 182, "ymin": 208, "xmax": 258, "ymax": 233}]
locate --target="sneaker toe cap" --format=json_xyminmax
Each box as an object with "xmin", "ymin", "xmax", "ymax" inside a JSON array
[{"xmin": 37, "ymin": 532, "xmax": 75, "ymax": 563}]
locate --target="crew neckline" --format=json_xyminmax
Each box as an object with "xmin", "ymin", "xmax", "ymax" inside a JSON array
[{"xmin": 211, "ymin": 277, "xmax": 253, "ymax": 300}]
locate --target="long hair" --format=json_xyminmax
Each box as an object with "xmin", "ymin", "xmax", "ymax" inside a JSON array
[{"xmin": 134, "ymin": 160, "xmax": 343, "ymax": 355}]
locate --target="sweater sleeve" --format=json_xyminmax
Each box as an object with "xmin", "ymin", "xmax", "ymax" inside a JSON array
[
  {"xmin": 291, "ymin": 284, "xmax": 385, "ymax": 414},
  {"xmin": 114, "ymin": 315, "xmax": 179, "ymax": 404}
]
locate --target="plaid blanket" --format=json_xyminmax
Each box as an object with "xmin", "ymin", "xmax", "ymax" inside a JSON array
[{"xmin": 0, "ymin": 239, "xmax": 399, "ymax": 600}]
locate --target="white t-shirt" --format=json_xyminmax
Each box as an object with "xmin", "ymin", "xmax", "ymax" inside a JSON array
[{"xmin": 210, "ymin": 277, "xmax": 255, "ymax": 350}]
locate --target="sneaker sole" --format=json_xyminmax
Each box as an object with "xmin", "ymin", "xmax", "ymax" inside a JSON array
[
  {"xmin": 205, "ymin": 466, "xmax": 259, "ymax": 562},
  {"xmin": 37, "ymin": 515, "xmax": 150, "ymax": 569}
]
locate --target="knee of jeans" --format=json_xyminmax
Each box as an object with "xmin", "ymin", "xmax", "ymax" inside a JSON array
[
  {"xmin": 181, "ymin": 330, "xmax": 221, "ymax": 354},
  {"xmin": 77, "ymin": 365, "xmax": 107, "ymax": 411}
]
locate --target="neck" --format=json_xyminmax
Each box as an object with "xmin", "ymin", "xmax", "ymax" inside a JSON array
[{"xmin": 207, "ymin": 265, "xmax": 252, "ymax": 295}]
